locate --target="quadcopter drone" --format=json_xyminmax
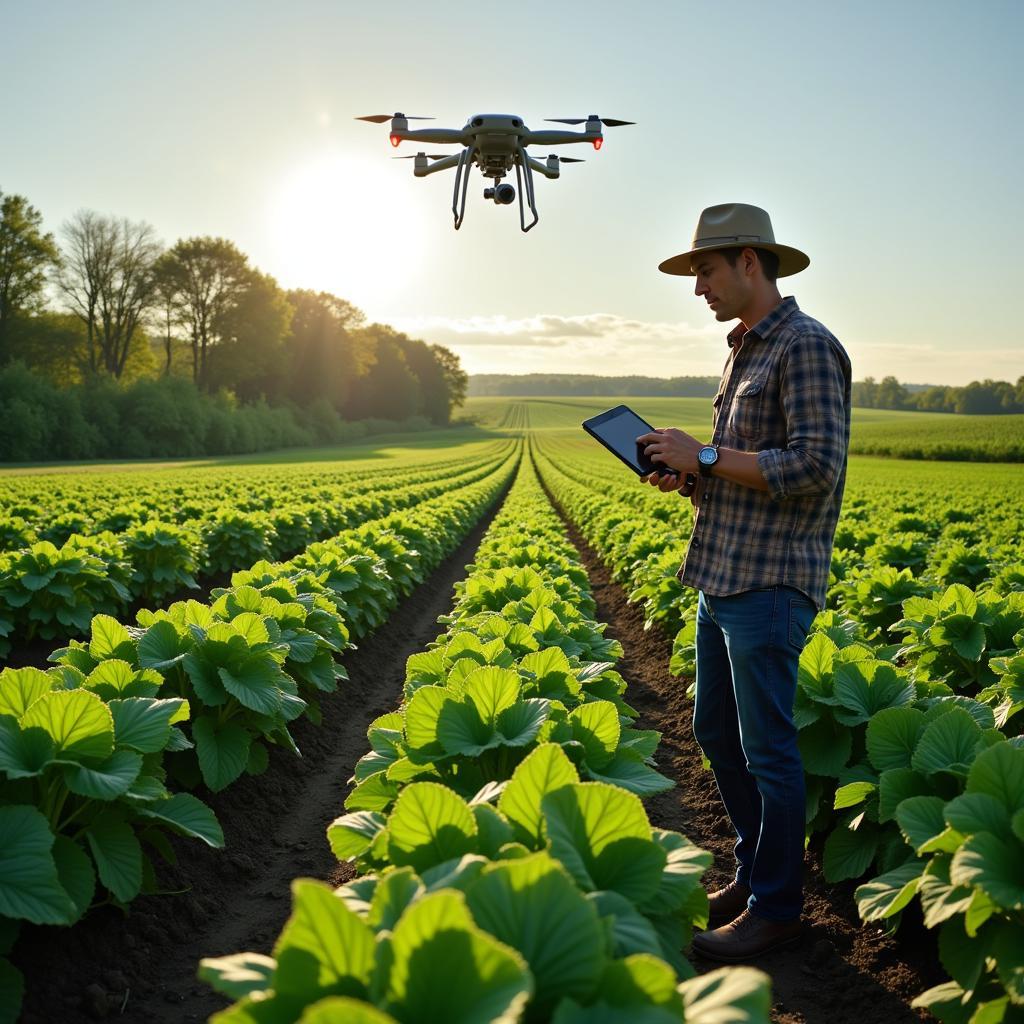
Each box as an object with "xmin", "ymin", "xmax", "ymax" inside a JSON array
[{"xmin": 355, "ymin": 112, "xmax": 634, "ymax": 232}]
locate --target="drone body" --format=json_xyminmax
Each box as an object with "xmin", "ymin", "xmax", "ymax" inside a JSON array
[{"xmin": 356, "ymin": 111, "xmax": 634, "ymax": 231}]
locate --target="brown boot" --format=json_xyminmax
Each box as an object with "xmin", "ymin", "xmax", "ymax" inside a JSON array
[
  {"xmin": 706, "ymin": 880, "xmax": 751, "ymax": 927},
  {"xmin": 692, "ymin": 909, "xmax": 802, "ymax": 962}
]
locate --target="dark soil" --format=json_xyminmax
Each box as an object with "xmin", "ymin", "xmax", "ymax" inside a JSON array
[
  {"xmin": 11, "ymin": 505, "xmax": 504, "ymax": 1024},
  {"xmin": 553, "ymin": 510, "xmax": 943, "ymax": 1024}
]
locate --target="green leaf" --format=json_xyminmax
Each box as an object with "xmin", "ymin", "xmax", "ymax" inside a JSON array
[
  {"xmin": 542, "ymin": 782, "xmax": 666, "ymax": 903},
  {"xmin": 877, "ymin": 767, "xmax": 932, "ymax": 823},
  {"xmin": 833, "ymin": 660, "xmax": 914, "ymax": 726},
  {"xmin": 797, "ymin": 715, "xmax": 853, "ymax": 777},
  {"xmin": 387, "ymin": 782, "xmax": 478, "ymax": 873},
  {"xmin": 0, "ymin": 805, "xmax": 75, "ymax": 924},
  {"xmin": 855, "ymin": 861, "xmax": 923, "ymax": 921},
  {"xmin": 911, "ymin": 707, "xmax": 983, "ymax": 778},
  {"xmin": 834, "ymin": 781, "xmax": 877, "ymax": 810},
  {"xmin": 51, "ymin": 836, "xmax": 96, "ymax": 924},
  {"xmin": 944, "ymin": 793, "xmax": 1014, "ymax": 842},
  {"xmin": 193, "ymin": 716, "xmax": 252, "ymax": 792},
  {"xmin": 592, "ymin": 953, "xmax": 682, "ymax": 1011},
  {"xmin": 368, "ymin": 868, "xmax": 422, "ymax": 932},
  {"xmin": 135, "ymin": 793, "xmax": 224, "ymax": 848},
  {"xmin": 866, "ymin": 707, "xmax": 927, "ymax": 772},
  {"xmin": 589, "ymin": 889, "xmax": 664, "ymax": 961},
  {"xmin": 272, "ymin": 879, "xmax": 374, "ymax": 1000},
  {"xmin": 109, "ymin": 698, "xmax": 187, "ymax": 754},
  {"xmin": 822, "ymin": 821, "xmax": 879, "ymax": 882},
  {"xmin": 586, "ymin": 752, "xmax": 675, "ymax": 797},
  {"xmin": 198, "ymin": 952, "xmax": 276, "ymax": 1002},
  {"xmin": 85, "ymin": 813, "xmax": 142, "ymax": 903},
  {"xmin": 0, "ymin": 717, "xmax": 55, "ymax": 778},
  {"xmin": 327, "ymin": 812, "xmax": 387, "ymax": 862},
  {"xmin": 465, "ymin": 852, "xmax": 605, "ymax": 1009},
  {"xmin": 498, "ymin": 743, "xmax": 580, "ymax": 848},
  {"xmin": 89, "ymin": 615, "xmax": 136, "ymax": 661},
  {"xmin": 951, "ymin": 832, "xmax": 1024, "ymax": 910},
  {"xmin": 383, "ymin": 889, "xmax": 532, "ymax": 1024},
  {"xmin": 63, "ymin": 749, "xmax": 142, "ymax": 800},
  {"xmin": 569, "ymin": 701, "xmax": 620, "ymax": 770},
  {"xmin": 965, "ymin": 741, "xmax": 1024, "ymax": 814},
  {"xmin": 897, "ymin": 796, "xmax": 951, "ymax": 855},
  {"xmin": 677, "ymin": 965, "xmax": 772, "ymax": 1024},
  {"xmin": 0, "ymin": 666, "xmax": 54, "ymax": 718},
  {"xmin": 137, "ymin": 619, "xmax": 188, "ymax": 669},
  {"xmin": 299, "ymin": 998, "xmax": 399, "ymax": 1023},
  {"xmin": 19, "ymin": 688, "xmax": 113, "ymax": 763},
  {"xmin": 218, "ymin": 662, "xmax": 284, "ymax": 717}
]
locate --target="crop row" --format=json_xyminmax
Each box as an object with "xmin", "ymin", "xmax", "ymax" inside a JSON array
[
  {"xmin": 0, "ymin": 448, "xmax": 520, "ymax": 1024},
  {"xmin": 198, "ymin": 454, "xmax": 772, "ymax": 1023},
  {"xmin": 0, "ymin": 442, "xmax": 509, "ymax": 549},
  {"xmin": 533, "ymin": 435, "xmax": 1024, "ymax": 1022},
  {"xmin": 0, "ymin": 444, "xmax": 516, "ymax": 659}
]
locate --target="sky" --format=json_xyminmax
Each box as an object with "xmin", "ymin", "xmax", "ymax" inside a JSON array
[{"xmin": 3, "ymin": 0, "xmax": 1022, "ymax": 385}]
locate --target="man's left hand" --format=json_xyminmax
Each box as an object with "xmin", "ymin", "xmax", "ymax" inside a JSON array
[{"xmin": 636, "ymin": 428, "xmax": 703, "ymax": 474}]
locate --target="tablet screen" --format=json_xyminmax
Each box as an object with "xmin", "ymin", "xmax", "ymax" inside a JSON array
[{"xmin": 582, "ymin": 405, "xmax": 669, "ymax": 477}]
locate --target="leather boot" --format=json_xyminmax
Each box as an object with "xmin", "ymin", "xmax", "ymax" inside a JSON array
[
  {"xmin": 706, "ymin": 880, "xmax": 751, "ymax": 927},
  {"xmin": 692, "ymin": 909, "xmax": 802, "ymax": 962}
]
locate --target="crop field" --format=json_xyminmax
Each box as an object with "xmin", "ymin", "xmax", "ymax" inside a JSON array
[{"xmin": 2, "ymin": 400, "xmax": 1023, "ymax": 1024}]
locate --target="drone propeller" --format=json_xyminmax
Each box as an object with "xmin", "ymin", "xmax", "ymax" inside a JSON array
[
  {"xmin": 355, "ymin": 112, "xmax": 436, "ymax": 123},
  {"xmin": 553, "ymin": 156, "xmax": 586, "ymax": 163},
  {"xmin": 392, "ymin": 153, "xmax": 452, "ymax": 160},
  {"xmin": 545, "ymin": 116, "xmax": 635, "ymax": 127}
]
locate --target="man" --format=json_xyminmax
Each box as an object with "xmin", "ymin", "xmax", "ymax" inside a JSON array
[{"xmin": 636, "ymin": 203, "xmax": 851, "ymax": 962}]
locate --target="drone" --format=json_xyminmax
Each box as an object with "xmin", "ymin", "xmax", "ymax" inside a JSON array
[{"xmin": 355, "ymin": 112, "xmax": 634, "ymax": 232}]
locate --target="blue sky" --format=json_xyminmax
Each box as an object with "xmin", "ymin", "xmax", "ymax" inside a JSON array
[{"xmin": 4, "ymin": 0, "xmax": 1021, "ymax": 383}]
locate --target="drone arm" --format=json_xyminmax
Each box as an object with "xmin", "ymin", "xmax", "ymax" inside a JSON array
[
  {"xmin": 418, "ymin": 153, "xmax": 463, "ymax": 177},
  {"xmin": 393, "ymin": 128, "xmax": 468, "ymax": 145},
  {"xmin": 520, "ymin": 129, "xmax": 597, "ymax": 146},
  {"xmin": 524, "ymin": 155, "xmax": 559, "ymax": 179}
]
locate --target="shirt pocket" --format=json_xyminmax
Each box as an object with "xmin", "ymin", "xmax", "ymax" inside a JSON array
[{"xmin": 728, "ymin": 376, "xmax": 767, "ymax": 440}]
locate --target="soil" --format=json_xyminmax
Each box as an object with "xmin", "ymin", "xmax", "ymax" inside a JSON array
[
  {"xmin": 11, "ymin": 504, "xmax": 504, "ymax": 1024},
  {"xmin": 551, "ymin": 509, "xmax": 943, "ymax": 1024}
]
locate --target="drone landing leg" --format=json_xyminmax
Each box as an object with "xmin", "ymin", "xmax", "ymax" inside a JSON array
[
  {"xmin": 451, "ymin": 147, "xmax": 475, "ymax": 230},
  {"xmin": 514, "ymin": 144, "xmax": 539, "ymax": 232}
]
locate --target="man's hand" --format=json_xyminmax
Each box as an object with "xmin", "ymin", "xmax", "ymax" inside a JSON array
[
  {"xmin": 643, "ymin": 470, "xmax": 703, "ymax": 508},
  {"xmin": 636, "ymin": 428, "xmax": 703, "ymax": 475}
]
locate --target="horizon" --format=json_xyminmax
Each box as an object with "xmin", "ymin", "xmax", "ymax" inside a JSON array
[{"xmin": 4, "ymin": 0, "xmax": 1022, "ymax": 386}]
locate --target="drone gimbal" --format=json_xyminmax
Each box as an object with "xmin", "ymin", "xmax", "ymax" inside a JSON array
[{"xmin": 356, "ymin": 112, "xmax": 634, "ymax": 232}]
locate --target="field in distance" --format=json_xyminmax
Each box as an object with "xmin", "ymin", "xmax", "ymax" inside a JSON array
[{"xmin": 465, "ymin": 396, "xmax": 1024, "ymax": 461}]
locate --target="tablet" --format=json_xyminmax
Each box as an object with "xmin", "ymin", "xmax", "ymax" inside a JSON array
[{"xmin": 582, "ymin": 404, "xmax": 676, "ymax": 478}]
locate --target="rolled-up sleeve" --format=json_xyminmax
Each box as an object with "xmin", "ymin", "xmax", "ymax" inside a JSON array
[{"xmin": 757, "ymin": 333, "xmax": 850, "ymax": 500}]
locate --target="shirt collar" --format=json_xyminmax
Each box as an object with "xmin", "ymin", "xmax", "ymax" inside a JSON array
[{"xmin": 727, "ymin": 296, "xmax": 800, "ymax": 348}]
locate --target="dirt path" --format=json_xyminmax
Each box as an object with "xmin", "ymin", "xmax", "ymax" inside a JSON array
[
  {"xmin": 12, "ymin": 502, "xmax": 505, "ymax": 1024},
  {"xmin": 554, "ymin": 511, "xmax": 941, "ymax": 1024}
]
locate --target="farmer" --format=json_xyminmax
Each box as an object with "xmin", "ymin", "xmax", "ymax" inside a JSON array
[{"xmin": 637, "ymin": 203, "xmax": 851, "ymax": 961}]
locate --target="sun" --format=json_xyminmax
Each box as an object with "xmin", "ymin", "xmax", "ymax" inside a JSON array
[{"xmin": 268, "ymin": 154, "xmax": 427, "ymax": 310}]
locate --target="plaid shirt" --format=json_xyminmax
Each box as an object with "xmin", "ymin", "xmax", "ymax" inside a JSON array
[{"xmin": 678, "ymin": 296, "xmax": 851, "ymax": 609}]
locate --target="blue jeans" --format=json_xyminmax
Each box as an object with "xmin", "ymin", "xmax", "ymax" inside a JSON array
[{"xmin": 692, "ymin": 586, "xmax": 816, "ymax": 922}]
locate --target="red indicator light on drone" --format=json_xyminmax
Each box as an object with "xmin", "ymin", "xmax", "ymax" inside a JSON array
[
  {"xmin": 593, "ymin": 136, "xmax": 603, "ymax": 151},
  {"xmin": 389, "ymin": 133, "xmax": 401, "ymax": 147}
]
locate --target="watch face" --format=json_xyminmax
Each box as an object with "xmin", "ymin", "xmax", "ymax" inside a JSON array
[{"xmin": 698, "ymin": 446, "xmax": 717, "ymax": 466}]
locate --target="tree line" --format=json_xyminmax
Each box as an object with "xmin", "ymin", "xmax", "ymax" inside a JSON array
[
  {"xmin": 852, "ymin": 376, "xmax": 1024, "ymax": 415},
  {"xmin": 0, "ymin": 189, "xmax": 468, "ymax": 453},
  {"xmin": 469, "ymin": 374, "xmax": 721, "ymax": 397}
]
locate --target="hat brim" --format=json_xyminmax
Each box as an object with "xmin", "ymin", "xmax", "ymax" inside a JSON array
[{"xmin": 658, "ymin": 242, "xmax": 810, "ymax": 278}]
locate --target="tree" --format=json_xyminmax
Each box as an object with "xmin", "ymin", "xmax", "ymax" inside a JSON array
[
  {"xmin": 284, "ymin": 289, "xmax": 367, "ymax": 413},
  {"xmin": 57, "ymin": 210, "xmax": 163, "ymax": 378},
  {"xmin": 347, "ymin": 325, "xmax": 421, "ymax": 420},
  {"xmin": 0, "ymin": 191, "xmax": 60, "ymax": 363},
  {"xmin": 430, "ymin": 343, "xmax": 468, "ymax": 422},
  {"xmin": 875, "ymin": 375, "xmax": 908, "ymax": 410},
  {"xmin": 206, "ymin": 269, "xmax": 293, "ymax": 402},
  {"xmin": 156, "ymin": 237, "xmax": 250, "ymax": 389}
]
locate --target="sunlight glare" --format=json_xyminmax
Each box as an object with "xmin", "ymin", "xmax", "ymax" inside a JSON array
[{"xmin": 269, "ymin": 154, "xmax": 426, "ymax": 310}]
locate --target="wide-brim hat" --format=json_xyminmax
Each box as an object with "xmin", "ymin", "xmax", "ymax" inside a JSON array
[{"xmin": 658, "ymin": 203, "xmax": 810, "ymax": 277}]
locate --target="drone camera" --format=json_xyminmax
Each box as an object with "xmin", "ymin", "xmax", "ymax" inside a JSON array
[{"xmin": 484, "ymin": 183, "xmax": 516, "ymax": 205}]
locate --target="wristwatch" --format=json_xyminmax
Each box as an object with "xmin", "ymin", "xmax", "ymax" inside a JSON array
[{"xmin": 697, "ymin": 445, "xmax": 719, "ymax": 478}]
